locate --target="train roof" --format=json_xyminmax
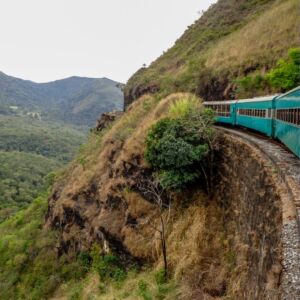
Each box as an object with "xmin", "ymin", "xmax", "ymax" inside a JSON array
[
  {"xmin": 237, "ymin": 95, "xmax": 279, "ymax": 103},
  {"xmin": 275, "ymin": 86, "xmax": 300, "ymax": 100},
  {"xmin": 204, "ymin": 95, "xmax": 278, "ymax": 105},
  {"xmin": 203, "ymin": 100, "xmax": 237, "ymax": 105}
]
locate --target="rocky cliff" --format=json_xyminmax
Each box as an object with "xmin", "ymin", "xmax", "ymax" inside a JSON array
[{"xmin": 45, "ymin": 93, "xmax": 291, "ymax": 298}]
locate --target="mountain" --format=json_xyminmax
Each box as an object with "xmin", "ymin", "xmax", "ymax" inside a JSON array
[
  {"xmin": 0, "ymin": 72, "xmax": 124, "ymax": 127},
  {"xmin": 0, "ymin": 72, "xmax": 123, "ymax": 220},
  {"xmin": 124, "ymin": 0, "xmax": 299, "ymax": 105}
]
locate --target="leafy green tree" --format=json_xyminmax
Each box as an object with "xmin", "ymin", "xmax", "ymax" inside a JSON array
[{"xmin": 145, "ymin": 102, "xmax": 216, "ymax": 191}]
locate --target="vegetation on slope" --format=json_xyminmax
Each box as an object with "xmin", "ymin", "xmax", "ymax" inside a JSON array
[
  {"xmin": 145, "ymin": 97, "xmax": 216, "ymax": 191},
  {"xmin": 0, "ymin": 114, "xmax": 86, "ymax": 221},
  {"xmin": 42, "ymin": 92, "xmax": 246, "ymax": 299},
  {"xmin": 125, "ymin": 0, "xmax": 300, "ymax": 103},
  {"xmin": 0, "ymin": 195, "xmax": 89, "ymax": 300},
  {"xmin": 0, "ymin": 115, "xmax": 86, "ymax": 162},
  {"xmin": 0, "ymin": 151, "xmax": 59, "ymax": 222}
]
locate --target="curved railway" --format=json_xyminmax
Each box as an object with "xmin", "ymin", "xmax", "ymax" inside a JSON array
[
  {"xmin": 217, "ymin": 126, "xmax": 300, "ymax": 299},
  {"xmin": 204, "ymin": 86, "xmax": 300, "ymax": 158}
]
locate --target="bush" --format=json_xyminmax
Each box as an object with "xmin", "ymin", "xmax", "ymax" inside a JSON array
[
  {"xmin": 145, "ymin": 99, "xmax": 215, "ymax": 191},
  {"xmin": 168, "ymin": 95, "xmax": 202, "ymax": 119},
  {"xmin": 266, "ymin": 48, "xmax": 300, "ymax": 91},
  {"xmin": 92, "ymin": 253, "xmax": 126, "ymax": 283},
  {"xmin": 235, "ymin": 74, "xmax": 267, "ymax": 98}
]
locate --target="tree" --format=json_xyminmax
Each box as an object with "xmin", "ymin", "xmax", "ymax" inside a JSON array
[
  {"xmin": 138, "ymin": 178, "xmax": 170, "ymax": 280},
  {"xmin": 145, "ymin": 104, "xmax": 216, "ymax": 193}
]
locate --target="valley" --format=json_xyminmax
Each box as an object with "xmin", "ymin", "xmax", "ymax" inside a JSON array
[{"xmin": 0, "ymin": 73, "xmax": 123, "ymax": 221}]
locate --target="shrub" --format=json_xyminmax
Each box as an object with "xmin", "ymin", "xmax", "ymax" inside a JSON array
[
  {"xmin": 235, "ymin": 74, "xmax": 267, "ymax": 98},
  {"xmin": 266, "ymin": 48, "xmax": 300, "ymax": 91},
  {"xmin": 154, "ymin": 268, "xmax": 168, "ymax": 285},
  {"xmin": 168, "ymin": 95, "xmax": 202, "ymax": 119},
  {"xmin": 78, "ymin": 251, "xmax": 92, "ymax": 271},
  {"xmin": 92, "ymin": 253, "xmax": 126, "ymax": 283},
  {"xmin": 145, "ymin": 100, "xmax": 215, "ymax": 191}
]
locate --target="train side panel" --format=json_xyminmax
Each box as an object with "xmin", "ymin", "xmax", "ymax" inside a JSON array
[
  {"xmin": 235, "ymin": 98, "xmax": 274, "ymax": 136},
  {"xmin": 274, "ymin": 87, "xmax": 300, "ymax": 158}
]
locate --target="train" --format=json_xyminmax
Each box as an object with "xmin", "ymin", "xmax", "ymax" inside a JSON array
[{"xmin": 204, "ymin": 86, "xmax": 300, "ymax": 158}]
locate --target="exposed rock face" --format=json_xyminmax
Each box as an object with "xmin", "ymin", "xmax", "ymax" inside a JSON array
[
  {"xmin": 124, "ymin": 83, "xmax": 159, "ymax": 109},
  {"xmin": 94, "ymin": 111, "xmax": 123, "ymax": 132},
  {"xmin": 45, "ymin": 96, "xmax": 295, "ymax": 298},
  {"xmin": 124, "ymin": 76, "xmax": 235, "ymax": 109}
]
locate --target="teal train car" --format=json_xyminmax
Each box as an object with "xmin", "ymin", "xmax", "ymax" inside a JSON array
[
  {"xmin": 203, "ymin": 100, "xmax": 237, "ymax": 125},
  {"xmin": 204, "ymin": 86, "xmax": 300, "ymax": 158},
  {"xmin": 235, "ymin": 96, "xmax": 275, "ymax": 137},
  {"xmin": 273, "ymin": 87, "xmax": 300, "ymax": 158}
]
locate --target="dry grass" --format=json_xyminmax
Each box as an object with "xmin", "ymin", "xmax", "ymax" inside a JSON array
[
  {"xmin": 204, "ymin": 0, "xmax": 300, "ymax": 73},
  {"xmin": 48, "ymin": 92, "xmax": 255, "ymax": 299},
  {"xmin": 125, "ymin": 0, "xmax": 299, "ymax": 101}
]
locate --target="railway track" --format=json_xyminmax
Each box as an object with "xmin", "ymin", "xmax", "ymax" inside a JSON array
[
  {"xmin": 217, "ymin": 125, "xmax": 300, "ymax": 216},
  {"xmin": 217, "ymin": 125, "xmax": 300, "ymax": 299}
]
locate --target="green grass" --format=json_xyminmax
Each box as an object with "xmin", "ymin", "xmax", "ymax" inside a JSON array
[{"xmin": 0, "ymin": 196, "xmax": 88, "ymax": 300}]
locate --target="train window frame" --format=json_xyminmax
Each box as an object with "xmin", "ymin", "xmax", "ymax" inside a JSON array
[
  {"xmin": 276, "ymin": 107, "xmax": 300, "ymax": 126},
  {"xmin": 205, "ymin": 103, "xmax": 231, "ymax": 117},
  {"xmin": 237, "ymin": 108, "xmax": 267, "ymax": 118}
]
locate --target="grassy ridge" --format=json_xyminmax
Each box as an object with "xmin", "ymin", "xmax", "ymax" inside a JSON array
[{"xmin": 125, "ymin": 0, "xmax": 300, "ymax": 101}]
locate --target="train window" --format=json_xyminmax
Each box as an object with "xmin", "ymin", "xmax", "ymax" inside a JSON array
[
  {"xmin": 276, "ymin": 108, "xmax": 300, "ymax": 126},
  {"xmin": 238, "ymin": 108, "xmax": 267, "ymax": 118},
  {"xmin": 205, "ymin": 103, "xmax": 231, "ymax": 117}
]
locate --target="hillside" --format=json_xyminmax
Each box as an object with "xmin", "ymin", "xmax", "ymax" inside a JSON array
[
  {"xmin": 0, "ymin": 114, "xmax": 86, "ymax": 221},
  {"xmin": 124, "ymin": 0, "xmax": 300, "ymax": 105},
  {"xmin": 0, "ymin": 92, "xmax": 284, "ymax": 299},
  {"xmin": 0, "ymin": 0, "xmax": 298, "ymax": 299},
  {"xmin": 0, "ymin": 72, "xmax": 124, "ymax": 127},
  {"xmin": 0, "ymin": 71, "xmax": 123, "ymax": 220}
]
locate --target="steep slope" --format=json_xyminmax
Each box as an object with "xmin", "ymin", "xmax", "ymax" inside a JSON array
[
  {"xmin": 0, "ymin": 72, "xmax": 123, "ymax": 126},
  {"xmin": 124, "ymin": 0, "xmax": 299, "ymax": 105},
  {"xmin": 44, "ymin": 93, "xmax": 283, "ymax": 299}
]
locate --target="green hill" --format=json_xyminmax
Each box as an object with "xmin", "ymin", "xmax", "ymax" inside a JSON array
[
  {"xmin": 124, "ymin": 0, "xmax": 299, "ymax": 105},
  {"xmin": 0, "ymin": 72, "xmax": 123, "ymax": 127},
  {"xmin": 0, "ymin": 72, "xmax": 123, "ymax": 220}
]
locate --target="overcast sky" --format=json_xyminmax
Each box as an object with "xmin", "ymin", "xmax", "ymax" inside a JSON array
[{"xmin": 0, "ymin": 0, "xmax": 215, "ymax": 83}]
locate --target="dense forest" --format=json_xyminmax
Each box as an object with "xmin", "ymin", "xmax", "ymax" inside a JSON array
[{"xmin": 0, "ymin": 113, "xmax": 86, "ymax": 221}]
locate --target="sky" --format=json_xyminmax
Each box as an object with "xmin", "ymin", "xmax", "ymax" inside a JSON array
[{"xmin": 0, "ymin": 0, "xmax": 215, "ymax": 83}]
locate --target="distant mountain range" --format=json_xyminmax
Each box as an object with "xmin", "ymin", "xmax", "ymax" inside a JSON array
[{"xmin": 0, "ymin": 71, "xmax": 124, "ymax": 127}]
